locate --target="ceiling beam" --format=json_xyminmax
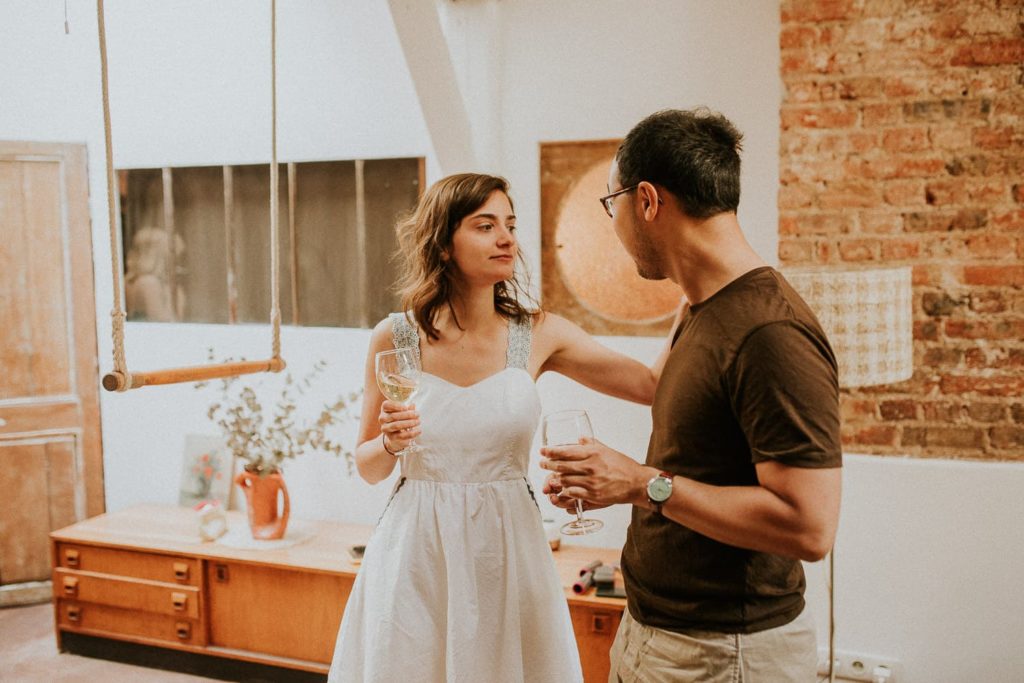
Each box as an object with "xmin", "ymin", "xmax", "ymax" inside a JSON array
[{"xmin": 387, "ymin": 0, "xmax": 478, "ymax": 174}]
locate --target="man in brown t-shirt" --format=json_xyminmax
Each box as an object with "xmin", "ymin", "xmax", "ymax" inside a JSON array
[{"xmin": 542, "ymin": 108, "xmax": 842, "ymax": 682}]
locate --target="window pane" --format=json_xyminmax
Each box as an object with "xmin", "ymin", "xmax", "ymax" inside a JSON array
[
  {"xmin": 172, "ymin": 166, "xmax": 227, "ymax": 323},
  {"xmin": 120, "ymin": 168, "xmax": 177, "ymax": 322},
  {"xmin": 294, "ymin": 161, "xmax": 359, "ymax": 327},
  {"xmin": 230, "ymin": 164, "xmax": 293, "ymax": 325},
  {"xmin": 363, "ymin": 158, "xmax": 420, "ymax": 324},
  {"xmin": 119, "ymin": 158, "xmax": 420, "ymax": 329}
]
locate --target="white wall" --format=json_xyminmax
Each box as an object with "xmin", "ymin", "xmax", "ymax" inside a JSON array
[
  {"xmin": 495, "ymin": 0, "xmax": 782, "ymax": 267},
  {"xmin": 2, "ymin": 2, "xmax": 1022, "ymax": 681},
  {"xmin": 803, "ymin": 456, "xmax": 1024, "ymax": 682}
]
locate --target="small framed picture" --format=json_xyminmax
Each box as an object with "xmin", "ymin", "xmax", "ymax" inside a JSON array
[{"xmin": 179, "ymin": 434, "xmax": 233, "ymax": 508}]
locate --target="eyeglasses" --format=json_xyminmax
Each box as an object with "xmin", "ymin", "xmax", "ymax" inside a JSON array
[{"xmin": 598, "ymin": 184, "xmax": 639, "ymax": 218}]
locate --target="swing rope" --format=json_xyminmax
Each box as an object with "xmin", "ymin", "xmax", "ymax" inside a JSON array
[
  {"xmin": 96, "ymin": 0, "xmax": 128, "ymax": 381},
  {"xmin": 269, "ymin": 0, "xmax": 281, "ymax": 361},
  {"xmin": 98, "ymin": 0, "xmax": 285, "ymax": 392}
]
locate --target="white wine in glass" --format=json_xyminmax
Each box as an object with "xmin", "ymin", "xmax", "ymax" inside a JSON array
[
  {"xmin": 379, "ymin": 373, "xmax": 417, "ymax": 403},
  {"xmin": 542, "ymin": 409, "xmax": 603, "ymax": 536},
  {"xmin": 375, "ymin": 348, "xmax": 422, "ymax": 455}
]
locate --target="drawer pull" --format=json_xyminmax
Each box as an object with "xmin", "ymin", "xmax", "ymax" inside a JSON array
[
  {"xmin": 171, "ymin": 592, "xmax": 188, "ymax": 611},
  {"xmin": 62, "ymin": 576, "xmax": 79, "ymax": 597},
  {"xmin": 67, "ymin": 605, "xmax": 81, "ymax": 622},
  {"xmin": 591, "ymin": 612, "xmax": 613, "ymax": 634},
  {"xmin": 176, "ymin": 622, "xmax": 192, "ymax": 640},
  {"xmin": 65, "ymin": 548, "xmax": 80, "ymax": 568},
  {"xmin": 173, "ymin": 562, "xmax": 190, "ymax": 582},
  {"xmin": 215, "ymin": 563, "xmax": 229, "ymax": 582}
]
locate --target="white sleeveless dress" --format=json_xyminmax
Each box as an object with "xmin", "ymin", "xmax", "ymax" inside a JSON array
[{"xmin": 328, "ymin": 313, "xmax": 583, "ymax": 683}]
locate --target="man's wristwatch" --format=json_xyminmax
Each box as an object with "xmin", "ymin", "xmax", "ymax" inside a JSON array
[{"xmin": 646, "ymin": 471, "xmax": 674, "ymax": 514}]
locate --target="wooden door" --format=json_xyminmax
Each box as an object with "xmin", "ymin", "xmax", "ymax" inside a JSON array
[{"xmin": 0, "ymin": 142, "xmax": 103, "ymax": 599}]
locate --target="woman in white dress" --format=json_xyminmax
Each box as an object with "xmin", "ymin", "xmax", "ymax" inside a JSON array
[{"xmin": 328, "ymin": 173, "xmax": 673, "ymax": 682}]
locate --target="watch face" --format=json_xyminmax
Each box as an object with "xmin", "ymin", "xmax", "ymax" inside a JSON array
[{"xmin": 648, "ymin": 476, "xmax": 672, "ymax": 503}]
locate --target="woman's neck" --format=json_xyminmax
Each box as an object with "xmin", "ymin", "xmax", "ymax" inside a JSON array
[{"xmin": 439, "ymin": 285, "xmax": 500, "ymax": 334}]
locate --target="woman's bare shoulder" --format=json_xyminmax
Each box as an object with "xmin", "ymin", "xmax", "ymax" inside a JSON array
[
  {"xmin": 532, "ymin": 310, "xmax": 585, "ymax": 340},
  {"xmin": 531, "ymin": 309, "xmax": 566, "ymax": 332},
  {"xmin": 530, "ymin": 311, "xmax": 588, "ymax": 361},
  {"xmin": 368, "ymin": 316, "xmax": 397, "ymax": 353}
]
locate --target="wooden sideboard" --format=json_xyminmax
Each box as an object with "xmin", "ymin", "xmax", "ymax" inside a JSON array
[{"xmin": 51, "ymin": 504, "xmax": 625, "ymax": 681}]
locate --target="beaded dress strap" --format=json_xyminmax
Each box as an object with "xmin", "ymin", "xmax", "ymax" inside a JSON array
[
  {"xmin": 505, "ymin": 315, "xmax": 532, "ymax": 370},
  {"xmin": 388, "ymin": 312, "xmax": 420, "ymax": 360}
]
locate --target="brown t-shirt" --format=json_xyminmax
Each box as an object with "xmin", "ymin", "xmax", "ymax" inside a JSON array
[{"xmin": 621, "ymin": 266, "xmax": 842, "ymax": 634}]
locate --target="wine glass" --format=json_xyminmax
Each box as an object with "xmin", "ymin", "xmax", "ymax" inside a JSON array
[
  {"xmin": 375, "ymin": 348, "xmax": 422, "ymax": 455},
  {"xmin": 542, "ymin": 409, "xmax": 603, "ymax": 536}
]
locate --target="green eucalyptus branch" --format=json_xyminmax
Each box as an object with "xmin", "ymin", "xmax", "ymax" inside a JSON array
[{"xmin": 197, "ymin": 350, "xmax": 361, "ymax": 476}]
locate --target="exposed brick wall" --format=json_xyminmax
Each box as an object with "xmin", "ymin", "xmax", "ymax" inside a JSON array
[{"xmin": 778, "ymin": 0, "xmax": 1024, "ymax": 460}]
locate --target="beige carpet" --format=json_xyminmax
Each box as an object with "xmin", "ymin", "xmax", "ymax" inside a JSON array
[{"xmin": 1, "ymin": 603, "xmax": 218, "ymax": 682}]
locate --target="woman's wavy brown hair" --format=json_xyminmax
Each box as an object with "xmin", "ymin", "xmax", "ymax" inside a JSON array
[{"xmin": 394, "ymin": 173, "xmax": 537, "ymax": 340}]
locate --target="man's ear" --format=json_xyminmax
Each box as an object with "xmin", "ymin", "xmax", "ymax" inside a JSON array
[{"xmin": 637, "ymin": 181, "xmax": 661, "ymax": 221}]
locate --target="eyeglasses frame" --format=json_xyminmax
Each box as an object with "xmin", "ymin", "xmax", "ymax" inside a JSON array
[{"xmin": 598, "ymin": 184, "xmax": 640, "ymax": 218}]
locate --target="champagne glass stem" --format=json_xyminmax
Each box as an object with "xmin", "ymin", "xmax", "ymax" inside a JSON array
[{"xmin": 574, "ymin": 499, "xmax": 585, "ymax": 524}]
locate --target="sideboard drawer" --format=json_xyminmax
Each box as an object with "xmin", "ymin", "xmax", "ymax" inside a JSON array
[
  {"xmin": 53, "ymin": 568, "xmax": 200, "ymax": 619},
  {"xmin": 56, "ymin": 543, "xmax": 200, "ymax": 586},
  {"xmin": 58, "ymin": 599, "xmax": 207, "ymax": 646}
]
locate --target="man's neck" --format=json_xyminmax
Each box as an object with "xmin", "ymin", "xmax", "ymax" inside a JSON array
[{"xmin": 662, "ymin": 213, "xmax": 768, "ymax": 305}]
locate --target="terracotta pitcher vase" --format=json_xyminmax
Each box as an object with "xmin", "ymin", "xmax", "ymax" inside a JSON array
[{"xmin": 235, "ymin": 469, "xmax": 290, "ymax": 540}]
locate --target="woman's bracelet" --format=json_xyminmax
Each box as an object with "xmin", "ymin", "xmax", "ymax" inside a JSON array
[{"xmin": 381, "ymin": 432, "xmax": 400, "ymax": 457}]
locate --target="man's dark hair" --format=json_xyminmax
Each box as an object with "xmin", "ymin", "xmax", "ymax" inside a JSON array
[{"xmin": 616, "ymin": 108, "xmax": 743, "ymax": 219}]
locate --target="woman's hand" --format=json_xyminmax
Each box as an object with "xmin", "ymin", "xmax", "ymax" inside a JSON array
[{"xmin": 379, "ymin": 400, "xmax": 421, "ymax": 453}]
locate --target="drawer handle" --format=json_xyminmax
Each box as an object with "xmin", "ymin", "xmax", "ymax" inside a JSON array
[
  {"xmin": 214, "ymin": 563, "xmax": 229, "ymax": 583},
  {"xmin": 591, "ymin": 612, "xmax": 613, "ymax": 634},
  {"xmin": 65, "ymin": 549, "xmax": 80, "ymax": 568},
  {"xmin": 173, "ymin": 562, "xmax": 190, "ymax": 582},
  {"xmin": 171, "ymin": 592, "xmax": 188, "ymax": 611},
  {"xmin": 62, "ymin": 576, "xmax": 79, "ymax": 597},
  {"xmin": 176, "ymin": 622, "xmax": 192, "ymax": 640},
  {"xmin": 67, "ymin": 605, "xmax": 81, "ymax": 623}
]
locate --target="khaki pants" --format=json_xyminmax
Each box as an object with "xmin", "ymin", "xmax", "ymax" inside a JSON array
[{"xmin": 608, "ymin": 608, "xmax": 817, "ymax": 683}]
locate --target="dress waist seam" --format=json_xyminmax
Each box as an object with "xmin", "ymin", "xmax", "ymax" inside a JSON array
[{"xmin": 401, "ymin": 476, "xmax": 528, "ymax": 485}]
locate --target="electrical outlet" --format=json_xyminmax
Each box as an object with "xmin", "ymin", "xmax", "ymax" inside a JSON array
[{"xmin": 817, "ymin": 648, "xmax": 899, "ymax": 681}]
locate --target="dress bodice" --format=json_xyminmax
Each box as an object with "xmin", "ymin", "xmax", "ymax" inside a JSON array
[{"xmin": 388, "ymin": 313, "xmax": 540, "ymax": 483}]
